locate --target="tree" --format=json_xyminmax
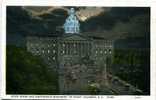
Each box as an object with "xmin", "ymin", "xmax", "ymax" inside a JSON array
[{"xmin": 6, "ymin": 46, "xmax": 59, "ymax": 94}]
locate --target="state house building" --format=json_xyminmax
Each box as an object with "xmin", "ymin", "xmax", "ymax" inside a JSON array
[
  {"xmin": 26, "ymin": 8, "xmax": 113, "ymax": 93},
  {"xmin": 26, "ymin": 8, "xmax": 113, "ymax": 68},
  {"xmin": 26, "ymin": 7, "xmax": 113, "ymax": 93}
]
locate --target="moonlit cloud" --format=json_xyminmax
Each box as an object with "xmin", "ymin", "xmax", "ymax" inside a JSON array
[
  {"xmin": 23, "ymin": 7, "xmax": 109, "ymax": 21},
  {"xmin": 23, "ymin": 6, "xmax": 68, "ymax": 16},
  {"xmin": 76, "ymin": 7, "xmax": 109, "ymax": 21}
]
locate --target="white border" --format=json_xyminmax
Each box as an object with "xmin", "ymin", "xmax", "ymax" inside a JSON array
[
  {"xmin": 0, "ymin": 1, "xmax": 2, "ymax": 99},
  {"xmin": 1, "ymin": 0, "xmax": 156, "ymax": 100},
  {"xmin": 2, "ymin": 0, "xmax": 152, "ymax": 7},
  {"xmin": 150, "ymin": 1, "xmax": 156, "ymax": 97}
]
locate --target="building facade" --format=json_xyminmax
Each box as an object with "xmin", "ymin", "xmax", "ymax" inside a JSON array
[{"xmin": 26, "ymin": 34, "xmax": 113, "ymax": 70}]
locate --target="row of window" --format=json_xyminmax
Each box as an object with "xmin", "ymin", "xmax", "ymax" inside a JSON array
[
  {"xmin": 61, "ymin": 43, "xmax": 92, "ymax": 50},
  {"xmin": 29, "ymin": 43, "xmax": 56, "ymax": 48},
  {"xmin": 29, "ymin": 42, "xmax": 112, "ymax": 49},
  {"xmin": 61, "ymin": 43, "xmax": 112, "ymax": 49},
  {"xmin": 95, "ymin": 49, "xmax": 112, "ymax": 54},
  {"xmin": 60, "ymin": 49, "xmax": 112, "ymax": 55},
  {"xmin": 30, "ymin": 48, "xmax": 112, "ymax": 56},
  {"xmin": 60, "ymin": 49, "xmax": 91, "ymax": 55},
  {"xmin": 95, "ymin": 45, "xmax": 113, "ymax": 48},
  {"xmin": 30, "ymin": 48, "xmax": 57, "ymax": 55},
  {"xmin": 47, "ymin": 56, "xmax": 56, "ymax": 61}
]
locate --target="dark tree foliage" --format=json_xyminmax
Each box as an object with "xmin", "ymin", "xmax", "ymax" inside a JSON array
[
  {"xmin": 111, "ymin": 47, "xmax": 150, "ymax": 95},
  {"xmin": 6, "ymin": 46, "xmax": 59, "ymax": 94}
]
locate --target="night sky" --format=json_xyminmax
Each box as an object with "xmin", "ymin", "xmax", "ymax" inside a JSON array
[{"xmin": 7, "ymin": 6, "xmax": 150, "ymax": 39}]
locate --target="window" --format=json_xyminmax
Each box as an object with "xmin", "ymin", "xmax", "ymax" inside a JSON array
[
  {"xmin": 74, "ymin": 43, "xmax": 76, "ymax": 47},
  {"xmin": 53, "ymin": 50, "xmax": 56, "ymax": 53},
  {"xmin": 53, "ymin": 57, "xmax": 56, "ymax": 60},
  {"xmin": 109, "ymin": 49, "xmax": 112, "ymax": 54},
  {"xmin": 42, "ymin": 50, "xmax": 45, "ymax": 53},
  {"xmin": 105, "ymin": 50, "xmax": 107, "ymax": 54},
  {"xmin": 95, "ymin": 50, "xmax": 98, "ymax": 54},
  {"xmin": 48, "ymin": 50, "xmax": 50, "ymax": 53},
  {"xmin": 53, "ymin": 44, "xmax": 56, "ymax": 47},
  {"xmin": 36, "ymin": 50, "xmax": 39, "ymax": 54}
]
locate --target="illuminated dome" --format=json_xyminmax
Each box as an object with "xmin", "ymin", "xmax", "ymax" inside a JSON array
[{"xmin": 64, "ymin": 8, "xmax": 80, "ymax": 34}]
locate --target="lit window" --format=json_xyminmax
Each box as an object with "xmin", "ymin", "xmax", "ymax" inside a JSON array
[
  {"xmin": 53, "ymin": 44, "xmax": 56, "ymax": 47},
  {"xmin": 48, "ymin": 50, "xmax": 50, "ymax": 53},
  {"xmin": 74, "ymin": 44, "xmax": 76, "ymax": 47},
  {"xmin": 63, "ymin": 44, "xmax": 65, "ymax": 47},
  {"xmin": 53, "ymin": 57, "xmax": 56, "ymax": 60},
  {"xmin": 100, "ymin": 50, "xmax": 103, "ymax": 54},
  {"xmin": 95, "ymin": 50, "xmax": 98, "ymax": 54},
  {"xmin": 42, "ymin": 50, "xmax": 45, "ymax": 53},
  {"xmin": 53, "ymin": 50, "xmax": 56, "ymax": 53},
  {"xmin": 62, "ymin": 51, "xmax": 65, "ymax": 54},
  {"xmin": 105, "ymin": 50, "xmax": 107, "ymax": 54}
]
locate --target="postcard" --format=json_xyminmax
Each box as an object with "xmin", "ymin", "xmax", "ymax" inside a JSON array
[{"xmin": 0, "ymin": 0, "xmax": 156, "ymax": 100}]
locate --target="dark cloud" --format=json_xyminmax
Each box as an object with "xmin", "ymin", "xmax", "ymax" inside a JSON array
[
  {"xmin": 81, "ymin": 7, "xmax": 150, "ymax": 41},
  {"xmin": 7, "ymin": 6, "xmax": 68, "ymax": 35},
  {"xmin": 109, "ymin": 7, "xmax": 150, "ymax": 22},
  {"xmin": 7, "ymin": 6, "xmax": 150, "ymax": 39},
  {"xmin": 7, "ymin": 6, "xmax": 31, "ymax": 34},
  {"xmin": 82, "ymin": 7, "xmax": 150, "ymax": 32},
  {"xmin": 24, "ymin": 6, "xmax": 52, "ymax": 13}
]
